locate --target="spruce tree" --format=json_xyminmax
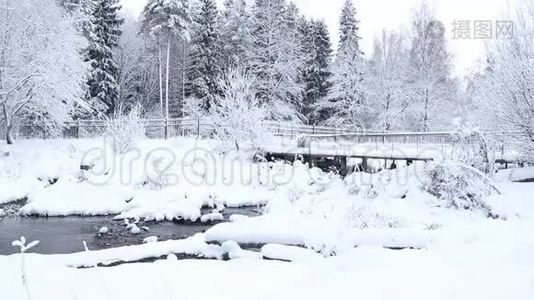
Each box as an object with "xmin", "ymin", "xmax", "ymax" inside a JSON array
[
  {"xmin": 302, "ymin": 19, "xmax": 332, "ymax": 124},
  {"xmin": 190, "ymin": 0, "xmax": 222, "ymax": 111},
  {"xmin": 251, "ymin": 0, "xmax": 303, "ymax": 120},
  {"xmin": 85, "ymin": 0, "xmax": 124, "ymax": 115},
  {"xmin": 320, "ymin": 0, "xmax": 369, "ymax": 128},
  {"xmin": 59, "ymin": 0, "xmax": 83, "ymax": 12},
  {"xmin": 338, "ymin": 0, "xmax": 362, "ymax": 53},
  {"xmin": 220, "ymin": 0, "xmax": 253, "ymax": 69}
]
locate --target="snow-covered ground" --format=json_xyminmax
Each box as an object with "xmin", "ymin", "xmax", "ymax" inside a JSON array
[{"xmin": 1, "ymin": 137, "xmax": 533, "ymax": 299}]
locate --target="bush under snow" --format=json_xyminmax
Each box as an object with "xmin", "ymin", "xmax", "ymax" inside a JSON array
[
  {"xmin": 105, "ymin": 104, "xmax": 146, "ymax": 154},
  {"xmin": 424, "ymin": 162, "xmax": 500, "ymax": 216}
]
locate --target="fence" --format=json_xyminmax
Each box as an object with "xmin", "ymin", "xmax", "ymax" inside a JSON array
[
  {"xmin": 7, "ymin": 118, "xmax": 518, "ymax": 151},
  {"xmin": 57, "ymin": 118, "xmax": 364, "ymax": 140}
]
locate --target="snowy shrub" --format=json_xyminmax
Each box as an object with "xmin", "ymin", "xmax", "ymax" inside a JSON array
[
  {"xmin": 105, "ymin": 104, "xmax": 146, "ymax": 154},
  {"xmin": 424, "ymin": 162, "xmax": 500, "ymax": 216},
  {"xmin": 208, "ymin": 67, "xmax": 271, "ymax": 150},
  {"xmin": 183, "ymin": 97, "xmax": 206, "ymax": 120},
  {"xmin": 347, "ymin": 203, "xmax": 406, "ymax": 229},
  {"xmin": 138, "ymin": 174, "xmax": 171, "ymax": 190},
  {"xmin": 451, "ymin": 120, "xmax": 496, "ymax": 174},
  {"xmin": 296, "ymin": 134, "xmax": 311, "ymax": 148}
]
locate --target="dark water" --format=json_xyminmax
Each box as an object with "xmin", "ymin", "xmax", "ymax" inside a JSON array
[{"xmin": 0, "ymin": 207, "xmax": 261, "ymax": 255}]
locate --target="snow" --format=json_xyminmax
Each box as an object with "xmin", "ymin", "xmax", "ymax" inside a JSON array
[
  {"xmin": 261, "ymin": 244, "xmax": 322, "ymax": 262},
  {"xmin": 130, "ymin": 225, "xmax": 141, "ymax": 234},
  {"xmin": 43, "ymin": 233, "xmax": 222, "ymax": 268},
  {"xmin": 229, "ymin": 214, "xmax": 249, "ymax": 222},
  {"xmin": 221, "ymin": 241, "xmax": 261, "ymax": 260},
  {"xmin": 201, "ymin": 212, "xmax": 224, "ymax": 223},
  {"xmin": 0, "ymin": 137, "xmax": 533, "ymax": 299},
  {"xmin": 1, "ymin": 222, "xmax": 533, "ymax": 299},
  {"xmin": 497, "ymin": 167, "xmax": 534, "ymax": 182},
  {"xmin": 143, "ymin": 236, "xmax": 158, "ymax": 244},
  {"xmin": 0, "ymin": 138, "xmax": 279, "ymax": 219}
]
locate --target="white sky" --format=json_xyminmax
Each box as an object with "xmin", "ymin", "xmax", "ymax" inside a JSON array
[{"xmin": 122, "ymin": 0, "xmax": 518, "ymax": 78}]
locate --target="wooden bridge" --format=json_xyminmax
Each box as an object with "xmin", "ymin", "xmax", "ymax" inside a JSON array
[
  {"xmin": 12, "ymin": 117, "xmax": 527, "ymax": 175},
  {"xmin": 264, "ymin": 148, "xmax": 435, "ymax": 176}
]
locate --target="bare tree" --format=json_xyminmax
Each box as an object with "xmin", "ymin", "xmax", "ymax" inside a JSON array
[
  {"xmin": 471, "ymin": 1, "xmax": 534, "ymax": 158},
  {"xmin": 367, "ymin": 30, "xmax": 411, "ymax": 131},
  {"xmin": 407, "ymin": 3, "xmax": 457, "ymax": 131},
  {"xmin": 209, "ymin": 67, "xmax": 269, "ymax": 149},
  {"xmin": 0, "ymin": 0, "xmax": 87, "ymax": 144}
]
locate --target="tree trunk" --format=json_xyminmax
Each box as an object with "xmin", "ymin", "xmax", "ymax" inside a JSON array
[
  {"xmin": 158, "ymin": 44, "xmax": 164, "ymax": 116},
  {"xmin": 5, "ymin": 123, "xmax": 13, "ymax": 145},
  {"xmin": 2, "ymin": 104, "xmax": 13, "ymax": 144},
  {"xmin": 165, "ymin": 36, "xmax": 171, "ymax": 119},
  {"xmin": 423, "ymin": 89, "xmax": 429, "ymax": 132},
  {"xmin": 182, "ymin": 41, "xmax": 186, "ymax": 118}
]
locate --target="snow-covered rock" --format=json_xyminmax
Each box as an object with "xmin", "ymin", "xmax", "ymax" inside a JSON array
[
  {"xmin": 261, "ymin": 244, "xmax": 321, "ymax": 262},
  {"xmin": 221, "ymin": 241, "xmax": 260, "ymax": 260},
  {"xmin": 130, "ymin": 225, "xmax": 141, "ymax": 235},
  {"xmin": 229, "ymin": 214, "xmax": 249, "ymax": 222},
  {"xmin": 143, "ymin": 236, "xmax": 158, "ymax": 244},
  {"xmin": 201, "ymin": 212, "xmax": 224, "ymax": 223}
]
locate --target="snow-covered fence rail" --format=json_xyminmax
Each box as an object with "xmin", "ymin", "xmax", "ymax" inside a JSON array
[
  {"xmin": 57, "ymin": 118, "xmax": 366, "ymax": 140},
  {"xmin": 306, "ymin": 131, "xmax": 455, "ymax": 145},
  {"xmin": 9, "ymin": 118, "xmax": 520, "ymax": 151}
]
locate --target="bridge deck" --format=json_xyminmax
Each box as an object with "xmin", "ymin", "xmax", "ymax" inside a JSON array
[{"xmin": 265, "ymin": 150, "xmax": 434, "ymax": 162}]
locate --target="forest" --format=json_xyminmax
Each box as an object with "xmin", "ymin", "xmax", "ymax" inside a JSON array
[{"xmin": 0, "ymin": 0, "xmax": 532, "ymax": 158}]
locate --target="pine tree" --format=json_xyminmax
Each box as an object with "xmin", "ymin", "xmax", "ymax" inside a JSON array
[
  {"xmin": 190, "ymin": 0, "xmax": 222, "ymax": 111},
  {"xmin": 85, "ymin": 0, "xmax": 124, "ymax": 116},
  {"xmin": 251, "ymin": 0, "xmax": 303, "ymax": 120},
  {"xmin": 320, "ymin": 0, "xmax": 369, "ymax": 128},
  {"xmin": 141, "ymin": 0, "xmax": 191, "ymax": 118},
  {"xmin": 220, "ymin": 0, "xmax": 253, "ymax": 68},
  {"xmin": 302, "ymin": 19, "xmax": 332, "ymax": 124}
]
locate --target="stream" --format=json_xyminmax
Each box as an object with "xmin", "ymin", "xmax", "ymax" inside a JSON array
[{"xmin": 0, "ymin": 207, "xmax": 261, "ymax": 255}]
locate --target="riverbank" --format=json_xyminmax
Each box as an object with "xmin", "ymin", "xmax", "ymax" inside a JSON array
[{"xmin": 1, "ymin": 137, "xmax": 533, "ymax": 299}]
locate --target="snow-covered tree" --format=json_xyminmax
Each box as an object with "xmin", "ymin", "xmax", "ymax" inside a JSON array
[
  {"xmin": 251, "ymin": 0, "xmax": 303, "ymax": 120},
  {"xmin": 59, "ymin": 0, "xmax": 92, "ymax": 52},
  {"xmin": 115, "ymin": 16, "xmax": 159, "ymax": 113},
  {"xmin": 0, "ymin": 0, "xmax": 87, "ymax": 144},
  {"xmin": 141, "ymin": 0, "xmax": 191, "ymax": 118},
  {"xmin": 407, "ymin": 3, "xmax": 457, "ymax": 131},
  {"xmin": 190, "ymin": 0, "xmax": 222, "ymax": 111},
  {"xmin": 85, "ymin": 0, "xmax": 124, "ymax": 116},
  {"xmin": 367, "ymin": 30, "xmax": 411, "ymax": 131},
  {"xmin": 301, "ymin": 19, "xmax": 332, "ymax": 124},
  {"xmin": 209, "ymin": 67, "xmax": 269, "ymax": 149},
  {"xmin": 220, "ymin": 0, "xmax": 253, "ymax": 68},
  {"xmin": 471, "ymin": 1, "xmax": 534, "ymax": 159},
  {"xmin": 59, "ymin": 0, "xmax": 88, "ymax": 14},
  {"xmin": 319, "ymin": 0, "xmax": 370, "ymax": 129}
]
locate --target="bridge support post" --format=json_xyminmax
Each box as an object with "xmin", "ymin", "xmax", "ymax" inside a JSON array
[
  {"xmin": 339, "ymin": 157, "xmax": 348, "ymax": 176},
  {"xmin": 362, "ymin": 157, "xmax": 368, "ymax": 172}
]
